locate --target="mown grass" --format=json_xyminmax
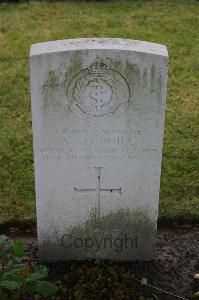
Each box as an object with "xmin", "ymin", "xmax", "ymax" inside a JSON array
[{"xmin": 0, "ymin": 0, "xmax": 198, "ymax": 224}]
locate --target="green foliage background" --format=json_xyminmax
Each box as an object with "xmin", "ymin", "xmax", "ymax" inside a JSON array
[{"xmin": 0, "ymin": 0, "xmax": 198, "ymax": 224}]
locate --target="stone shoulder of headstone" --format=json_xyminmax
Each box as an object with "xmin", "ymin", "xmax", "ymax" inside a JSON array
[{"xmin": 30, "ymin": 38, "xmax": 168, "ymax": 58}]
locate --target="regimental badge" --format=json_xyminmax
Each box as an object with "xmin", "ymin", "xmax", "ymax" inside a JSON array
[{"xmin": 67, "ymin": 58, "xmax": 130, "ymax": 119}]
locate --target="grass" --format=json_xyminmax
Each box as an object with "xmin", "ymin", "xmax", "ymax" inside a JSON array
[{"xmin": 0, "ymin": 0, "xmax": 198, "ymax": 224}]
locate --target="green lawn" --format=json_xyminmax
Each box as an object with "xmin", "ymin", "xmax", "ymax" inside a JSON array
[{"xmin": 0, "ymin": 0, "xmax": 198, "ymax": 224}]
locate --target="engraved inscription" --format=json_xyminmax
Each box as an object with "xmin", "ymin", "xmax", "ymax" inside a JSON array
[
  {"xmin": 39, "ymin": 147, "xmax": 160, "ymax": 162},
  {"xmin": 67, "ymin": 58, "xmax": 130, "ymax": 119},
  {"xmin": 38, "ymin": 128, "xmax": 161, "ymax": 162}
]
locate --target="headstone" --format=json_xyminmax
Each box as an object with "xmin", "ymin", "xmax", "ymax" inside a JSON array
[{"xmin": 30, "ymin": 38, "xmax": 168, "ymax": 261}]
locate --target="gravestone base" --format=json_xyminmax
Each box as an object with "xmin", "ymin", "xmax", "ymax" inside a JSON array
[{"xmin": 39, "ymin": 210, "xmax": 156, "ymax": 262}]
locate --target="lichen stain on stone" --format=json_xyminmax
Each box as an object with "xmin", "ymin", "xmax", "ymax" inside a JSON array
[
  {"xmin": 42, "ymin": 70, "xmax": 59, "ymax": 107},
  {"xmin": 124, "ymin": 61, "xmax": 141, "ymax": 92},
  {"xmin": 156, "ymin": 74, "xmax": 163, "ymax": 100},
  {"xmin": 67, "ymin": 209, "xmax": 156, "ymax": 240},
  {"xmin": 109, "ymin": 59, "xmax": 140, "ymax": 86},
  {"xmin": 62, "ymin": 51, "xmax": 84, "ymax": 88},
  {"xmin": 150, "ymin": 65, "xmax": 163, "ymax": 105},
  {"xmin": 150, "ymin": 65, "xmax": 156, "ymax": 89},
  {"xmin": 142, "ymin": 68, "xmax": 148, "ymax": 88},
  {"xmin": 112, "ymin": 59, "xmax": 123, "ymax": 73}
]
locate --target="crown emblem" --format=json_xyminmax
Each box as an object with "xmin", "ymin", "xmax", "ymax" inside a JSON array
[{"xmin": 88, "ymin": 58, "xmax": 109, "ymax": 75}]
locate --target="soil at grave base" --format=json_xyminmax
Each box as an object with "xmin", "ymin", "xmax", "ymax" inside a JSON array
[{"xmin": 7, "ymin": 228, "xmax": 199, "ymax": 300}]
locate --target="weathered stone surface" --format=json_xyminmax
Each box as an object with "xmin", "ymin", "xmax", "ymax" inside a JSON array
[{"xmin": 30, "ymin": 38, "xmax": 168, "ymax": 261}]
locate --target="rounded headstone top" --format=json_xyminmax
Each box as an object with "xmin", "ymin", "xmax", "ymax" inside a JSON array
[{"xmin": 30, "ymin": 38, "xmax": 168, "ymax": 58}]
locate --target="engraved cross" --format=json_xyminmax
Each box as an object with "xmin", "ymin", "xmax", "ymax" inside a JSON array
[{"xmin": 74, "ymin": 167, "xmax": 121, "ymax": 226}]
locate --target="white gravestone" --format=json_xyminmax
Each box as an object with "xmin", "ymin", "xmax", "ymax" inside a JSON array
[{"xmin": 30, "ymin": 38, "xmax": 168, "ymax": 261}]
